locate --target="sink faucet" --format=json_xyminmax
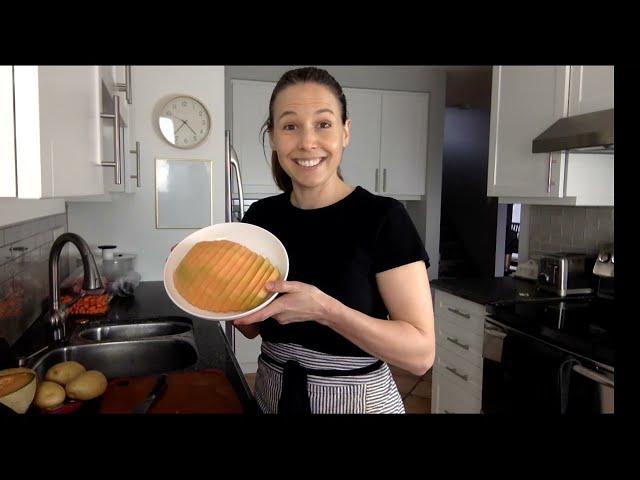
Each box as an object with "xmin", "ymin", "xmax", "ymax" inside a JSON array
[{"xmin": 49, "ymin": 233, "xmax": 104, "ymax": 342}]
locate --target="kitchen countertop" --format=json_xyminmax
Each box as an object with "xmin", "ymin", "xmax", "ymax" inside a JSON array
[
  {"xmin": 430, "ymin": 276, "xmax": 560, "ymax": 306},
  {"xmin": 8, "ymin": 281, "xmax": 258, "ymax": 414}
]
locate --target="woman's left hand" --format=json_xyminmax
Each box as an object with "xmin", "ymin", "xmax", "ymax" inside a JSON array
[{"xmin": 233, "ymin": 280, "xmax": 336, "ymax": 326}]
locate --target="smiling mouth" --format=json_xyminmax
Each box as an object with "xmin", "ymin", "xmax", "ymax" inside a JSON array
[{"xmin": 294, "ymin": 157, "xmax": 325, "ymax": 168}]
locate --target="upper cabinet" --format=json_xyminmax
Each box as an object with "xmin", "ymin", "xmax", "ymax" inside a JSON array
[
  {"xmin": 101, "ymin": 66, "xmax": 140, "ymax": 194},
  {"xmin": 231, "ymin": 80, "xmax": 280, "ymax": 198},
  {"xmin": 568, "ymin": 66, "xmax": 614, "ymax": 116},
  {"xmin": 12, "ymin": 66, "xmax": 104, "ymax": 199},
  {"xmin": 0, "ymin": 66, "xmax": 16, "ymax": 198},
  {"xmin": 231, "ymin": 80, "xmax": 429, "ymax": 200},
  {"xmin": 488, "ymin": 65, "xmax": 614, "ymax": 206}
]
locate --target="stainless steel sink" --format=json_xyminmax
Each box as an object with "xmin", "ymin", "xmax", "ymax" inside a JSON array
[
  {"xmin": 77, "ymin": 321, "xmax": 192, "ymax": 342},
  {"xmin": 29, "ymin": 339, "xmax": 198, "ymax": 379}
]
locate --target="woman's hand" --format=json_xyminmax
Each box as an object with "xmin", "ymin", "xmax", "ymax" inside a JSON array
[{"xmin": 233, "ymin": 280, "xmax": 337, "ymax": 326}]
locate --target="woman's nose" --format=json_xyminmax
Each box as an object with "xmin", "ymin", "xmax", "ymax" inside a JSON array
[{"xmin": 298, "ymin": 126, "xmax": 318, "ymax": 150}]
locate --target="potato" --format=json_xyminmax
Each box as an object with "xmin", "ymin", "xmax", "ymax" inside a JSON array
[
  {"xmin": 45, "ymin": 361, "xmax": 86, "ymax": 386},
  {"xmin": 65, "ymin": 370, "xmax": 107, "ymax": 401},
  {"xmin": 34, "ymin": 381, "xmax": 66, "ymax": 409}
]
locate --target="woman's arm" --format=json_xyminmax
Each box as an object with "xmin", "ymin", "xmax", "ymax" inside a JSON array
[
  {"xmin": 234, "ymin": 260, "xmax": 435, "ymax": 377},
  {"xmin": 322, "ymin": 260, "xmax": 435, "ymax": 377}
]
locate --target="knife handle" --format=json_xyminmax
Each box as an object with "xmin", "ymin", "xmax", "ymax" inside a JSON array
[{"xmin": 150, "ymin": 374, "xmax": 168, "ymax": 397}]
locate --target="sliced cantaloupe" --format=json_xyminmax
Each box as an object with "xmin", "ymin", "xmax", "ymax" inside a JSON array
[{"xmin": 174, "ymin": 240, "xmax": 282, "ymax": 313}]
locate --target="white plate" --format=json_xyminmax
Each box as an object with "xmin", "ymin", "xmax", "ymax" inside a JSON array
[{"xmin": 163, "ymin": 222, "xmax": 289, "ymax": 321}]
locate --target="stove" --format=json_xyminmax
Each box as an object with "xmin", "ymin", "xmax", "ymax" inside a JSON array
[{"xmin": 486, "ymin": 295, "xmax": 615, "ymax": 368}]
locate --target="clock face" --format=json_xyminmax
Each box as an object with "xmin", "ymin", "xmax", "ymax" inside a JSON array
[{"xmin": 158, "ymin": 96, "xmax": 211, "ymax": 148}]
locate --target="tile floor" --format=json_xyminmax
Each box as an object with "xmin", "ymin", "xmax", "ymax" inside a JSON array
[{"xmin": 244, "ymin": 366, "xmax": 432, "ymax": 414}]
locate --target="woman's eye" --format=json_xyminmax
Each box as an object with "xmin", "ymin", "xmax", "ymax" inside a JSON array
[
  {"xmin": 282, "ymin": 124, "xmax": 296, "ymax": 131},
  {"xmin": 319, "ymin": 121, "xmax": 332, "ymax": 128}
]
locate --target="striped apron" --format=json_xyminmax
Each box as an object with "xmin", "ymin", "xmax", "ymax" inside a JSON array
[{"xmin": 254, "ymin": 341, "xmax": 405, "ymax": 414}]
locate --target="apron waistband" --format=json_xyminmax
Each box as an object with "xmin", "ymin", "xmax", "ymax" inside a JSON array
[{"xmin": 259, "ymin": 352, "xmax": 384, "ymax": 377}]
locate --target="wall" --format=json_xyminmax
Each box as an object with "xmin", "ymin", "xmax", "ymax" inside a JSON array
[
  {"xmin": 67, "ymin": 66, "xmax": 226, "ymax": 281},
  {"xmin": 526, "ymin": 205, "xmax": 614, "ymax": 257},
  {"xmin": 0, "ymin": 213, "xmax": 69, "ymax": 345},
  {"xmin": 225, "ymin": 65, "xmax": 446, "ymax": 279},
  {"xmin": 440, "ymin": 107, "xmax": 498, "ymax": 278}
]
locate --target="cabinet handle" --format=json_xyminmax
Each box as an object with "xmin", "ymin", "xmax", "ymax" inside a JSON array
[
  {"xmin": 447, "ymin": 307, "xmax": 470, "ymax": 319},
  {"xmin": 129, "ymin": 141, "xmax": 141, "ymax": 187},
  {"xmin": 114, "ymin": 65, "xmax": 132, "ymax": 105},
  {"xmin": 445, "ymin": 366, "xmax": 468, "ymax": 382},
  {"xmin": 383, "ymin": 168, "xmax": 387, "ymax": 192},
  {"xmin": 230, "ymin": 145, "xmax": 245, "ymax": 221},
  {"xmin": 446, "ymin": 336, "xmax": 470, "ymax": 351},
  {"xmin": 375, "ymin": 168, "xmax": 379, "ymax": 192},
  {"xmin": 100, "ymin": 95, "xmax": 122, "ymax": 185},
  {"xmin": 547, "ymin": 152, "xmax": 553, "ymax": 193}
]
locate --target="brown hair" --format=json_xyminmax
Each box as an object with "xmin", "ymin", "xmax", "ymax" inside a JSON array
[{"xmin": 260, "ymin": 67, "xmax": 347, "ymax": 192}]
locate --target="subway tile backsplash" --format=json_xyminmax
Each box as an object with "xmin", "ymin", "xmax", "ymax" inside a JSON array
[
  {"xmin": 0, "ymin": 213, "xmax": 71, "ymax": 345},
  {"xmin": 528, "ymin": 206, "xmax": 614, "ymax": 256}
]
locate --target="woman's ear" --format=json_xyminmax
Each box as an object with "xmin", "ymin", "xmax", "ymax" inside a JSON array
[
  {"xmin": 343, "ymin": 118, "xmax": 352, "ymax": 148},
  {"xmin": 268, "ymin": 129, "xmax": 275, "ymax": 150}
]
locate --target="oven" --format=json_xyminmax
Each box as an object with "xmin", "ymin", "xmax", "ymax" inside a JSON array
[{"xmin": 481, "ymin": 317, "xmax": 614, "ymax": 414}]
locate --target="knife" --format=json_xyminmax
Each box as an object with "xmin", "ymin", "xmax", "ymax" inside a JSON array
[{"xmin": 132, "ymin": 374, "xmax": 168, "ymax": 414}]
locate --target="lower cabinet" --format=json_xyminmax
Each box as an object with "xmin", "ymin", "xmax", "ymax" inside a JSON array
[{"xmin": 430, "ymin": 288, "xmax": 486, "ymax": 414}]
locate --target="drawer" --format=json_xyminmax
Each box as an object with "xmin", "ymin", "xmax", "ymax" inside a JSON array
[
  {"xmin": 435, "ymin": 342, "xmax": 483, "ymax": 395},
  {"xmin": 435, "ymin": 316, "xmax": 484, "ymax": 368},
  {"xmin": 432, "ymin": 370, "xmax": 481, "ymax": 414},
  {"xmin": 433, "ymin": 289, "xmax": 486, "ymax": 335}
]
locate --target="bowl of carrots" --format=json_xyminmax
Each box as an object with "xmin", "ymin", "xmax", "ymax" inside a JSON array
[{"xmin": 61, "ymin": 294, "xmax": 113, "ymax": 316}]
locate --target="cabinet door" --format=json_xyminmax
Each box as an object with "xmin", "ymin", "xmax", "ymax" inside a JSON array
[
  {"xmin": 340, "ymin": 88, "xmax": 381, "ymax": 193},
  {"xmin": 568, "ymin": 65, "xmax": 614, "ymax": 116},
  {"xmin": 488, "ymin": 66, "xmax": 570, "ymax": 198},
  {"xmin": 14, "ymin": 66, "xmax": 104, "ymax": 198},
  {"xmin": 231, "ymin": 80, "xmax": 280, "ymax": 197},
  {"xmin": 0, "ymin": 66, "xmax": 16, "ymax": 197},
  {"xmin": 380, "ymin": 91, "xmax": 428, "ymax": 196},
  {"xmin": 104, "ymin": 66, "xmax": 136, "ymax": 193}
]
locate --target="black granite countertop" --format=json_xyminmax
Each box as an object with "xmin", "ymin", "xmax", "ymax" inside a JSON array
[
  {"xmin": 430, "ymin": 276, "xmax": 561, "ymax": 306},
  {"xmin": 8, "ymin": 281, "xmax": 258, "ymax": 413}
]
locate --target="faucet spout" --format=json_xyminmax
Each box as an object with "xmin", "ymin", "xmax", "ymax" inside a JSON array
[{"xmin": 49, "ymin": 233, "xmax": 104, "ymax": 341}]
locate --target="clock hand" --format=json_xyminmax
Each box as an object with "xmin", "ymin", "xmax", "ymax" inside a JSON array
[
  {"xmin": 183, "ymin": 121, "xmax": 198, "ymax": 136},
  {"xmin": 174, "ymin": 122, "xmax": 186, "ymax": 134}
]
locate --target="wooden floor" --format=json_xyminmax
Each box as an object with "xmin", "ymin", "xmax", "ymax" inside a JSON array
[{"xmin": 244, "ymin": 366, "xmax": 432, "ymax": 414}]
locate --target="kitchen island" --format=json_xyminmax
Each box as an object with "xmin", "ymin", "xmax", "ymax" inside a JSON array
[{"xmin": 8, "ymin": 281, "xmax": 258, "ymax": 414}]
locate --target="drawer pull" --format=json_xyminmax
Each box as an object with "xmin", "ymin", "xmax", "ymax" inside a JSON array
[
  {"xmin": 445, "ymin": 366, "xmax": 469, "ymax": 382},
  {"xmin": 446, "ymin": 336, "xmax": 470, "ymax": 351},
  {"xmin": 447, "ymin": 307, "xmax": 470, "ymax": 319}
]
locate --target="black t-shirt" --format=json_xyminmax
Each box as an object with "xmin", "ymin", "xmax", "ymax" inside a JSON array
[{"xmin": 241, "ymin": 185, "xmax": 430, "ymax": 357}]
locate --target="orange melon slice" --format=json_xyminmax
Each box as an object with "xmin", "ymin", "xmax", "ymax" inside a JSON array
[{"xmin": 173, "ymin": 240, "xmax": 282, "ymax": 313}]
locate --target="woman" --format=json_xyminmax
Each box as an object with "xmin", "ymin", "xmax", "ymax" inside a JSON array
[{"xmin": 234, "ymin": 67, "xmax": 435, "ymax": 414}]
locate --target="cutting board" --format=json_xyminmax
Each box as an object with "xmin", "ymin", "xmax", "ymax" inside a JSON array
[{"xmin": 97, "ymin": 369, "xmax": 244, "ymax": 414}]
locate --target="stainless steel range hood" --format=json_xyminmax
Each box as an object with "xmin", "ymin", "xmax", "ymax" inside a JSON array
[{"xmin": 532, "ymin": 108, "xmax": 614, "ymax": 154}]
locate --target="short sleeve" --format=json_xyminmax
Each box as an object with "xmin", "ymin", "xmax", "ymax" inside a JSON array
[
  {"xmin": 372, "ymin": 201, "xmax": 430, "ymax": 273},
  {"xmin": 241, "ymin": 202, "xmax": 259, "ymax": 225}
]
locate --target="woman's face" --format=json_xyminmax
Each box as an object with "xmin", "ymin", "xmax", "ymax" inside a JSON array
[{"xmin": 269, "ymin": 82, "xmax": 351, "ymax": 190}]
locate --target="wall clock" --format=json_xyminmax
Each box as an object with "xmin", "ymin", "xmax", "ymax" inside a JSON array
[{"xmin": 157, "ymin": 95, "xmax": 211, "ymax": 149}]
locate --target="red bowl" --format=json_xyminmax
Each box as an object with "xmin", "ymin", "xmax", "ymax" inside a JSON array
[{"xmin": 41, "ymin": 400, "xmax": 85, "ymax": 414}]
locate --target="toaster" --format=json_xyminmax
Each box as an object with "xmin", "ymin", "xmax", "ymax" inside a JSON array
[{"xmin": 537, "ymin": 253, "xmax": 595, "ymax": 297}]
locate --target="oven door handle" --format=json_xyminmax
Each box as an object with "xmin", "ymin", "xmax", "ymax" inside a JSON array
[{"xmin": 572, "ymin": 365, "xmax": 614, "ymax": 388}]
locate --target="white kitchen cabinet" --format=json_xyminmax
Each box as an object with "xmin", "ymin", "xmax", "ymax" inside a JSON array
[
  {"xmin": 13, "ymin": 66, "xmax": 105, "ymax": 199},
  {"xmin": 430, "ymin": 288, "xmax": 485, "ymax": 414},
  {"xmin": 232, "ymin": 80, "xmax": 429, "ymax": 200},
  {"xmin": 488, "ymin": 65, "xmax": 614, "ymax": 206},
  {"xmin": 379, "ymin": 91, "xmax": 429, "ymax": 197},
  {"xmin": 340, "ymin": 88, "xmax": 381, "ymax": 193},
  {"xmin": 231, "ymin": 79, "xmax": 280, "ymax": 198},
  {"xmin": 568, "ymin": 65, "xmax": 614, "ymax": 116},
  {"xmin": 342, "ymin": 87, "xmax": 428, "ymax": 199},
  {"xmin": 103, "ymin": 66, "xmax": 140, "ymax": 194},
  {"xmin": 0, "ymin": 66, "xmax": 16, "ymax": 198}
]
